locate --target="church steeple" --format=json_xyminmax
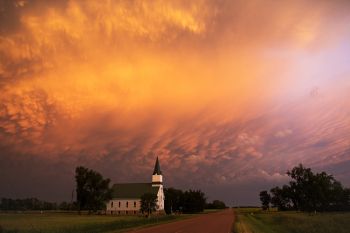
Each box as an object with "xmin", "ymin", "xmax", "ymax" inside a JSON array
[
  {"xmin": 153, "ymin": 156, "xmax": 162, "ymax": 175},
  {"xmin": 152, "ymin": 156, "xmax": 163, "ymax": 187}
]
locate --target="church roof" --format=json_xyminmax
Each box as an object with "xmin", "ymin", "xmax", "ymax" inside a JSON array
[
  {"xmin": 153, "ymin": 156, "xmax": 162, "ymax": 175},
  {"xmin": 111, "ymin": 183, "xmax": 159, "ymax": 199}
]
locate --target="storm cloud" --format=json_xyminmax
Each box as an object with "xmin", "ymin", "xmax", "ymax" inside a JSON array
[{"xmin": 1, "ymin": 0, "xmax": 350, "ymax": 204}]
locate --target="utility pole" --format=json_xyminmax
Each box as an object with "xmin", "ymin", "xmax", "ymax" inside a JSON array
[
  {"xmin": 170, "ymin": 200, "xmax": 173, "ymax": 214},
  {"xmin": 71, "ymin": 189, "xmax": 74, "ymax": 210}
]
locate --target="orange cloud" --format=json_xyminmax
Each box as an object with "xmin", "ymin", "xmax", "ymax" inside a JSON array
[{"xmin": 1, "ymin": 0, "xmax": 350, "ymax": 204}]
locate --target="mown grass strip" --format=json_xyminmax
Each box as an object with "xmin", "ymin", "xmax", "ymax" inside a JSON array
[
  {"xmin": 233, "ymin": 208, "xmax": 350, "ymax": 233},
  {"xmin": 0, "ymin": 215, "xmax": 185, "ymax": 233}
]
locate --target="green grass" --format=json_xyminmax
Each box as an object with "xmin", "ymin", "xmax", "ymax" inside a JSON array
[
  {"xmin": 0, "ymin": 212, "xmax": 188, "ymax": 233},
  {"xmin": 233, "ymin": 208, "xmax": 350, "ymax": 233}
]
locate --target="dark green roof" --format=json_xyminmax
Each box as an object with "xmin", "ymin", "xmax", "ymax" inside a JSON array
[
  {"xmin": 153, "ymin": 156, "xmax": 162, "ymax": 175},
  {"xmin": 111, "ymin": 183, "xmax": 159, "ymax": 199}
]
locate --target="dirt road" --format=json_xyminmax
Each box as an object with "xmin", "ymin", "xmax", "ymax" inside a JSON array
[{"xmin": 128, "ymin": 209, "xmax": 234, "ymax": 233}]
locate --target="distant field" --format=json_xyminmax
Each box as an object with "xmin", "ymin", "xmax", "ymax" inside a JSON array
[
  {"xmin": 0, "ymin": 212, "xmax": 187, "ymax": 233},
  {"xmin": 233, "ymin": 208, "xmax": 350, "ymax": 233}
]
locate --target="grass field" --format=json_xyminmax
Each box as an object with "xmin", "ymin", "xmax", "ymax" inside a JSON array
[
  {"xmin": 0, "ymin": 212, "xmax": 189, "ymax": 233},
  {"xmin": 233, "ymin": 208, "xmax": 350, "ymax": 233}
]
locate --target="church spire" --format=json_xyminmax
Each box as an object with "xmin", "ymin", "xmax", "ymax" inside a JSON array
[{"xmin": 153, "ymin": 156, "xmax": 162, "ymax": 175}]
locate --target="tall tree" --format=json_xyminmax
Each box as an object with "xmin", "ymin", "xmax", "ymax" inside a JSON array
[
  {"xmin": 164, "ymin": 188, "xmax": 183, "ymax": 214},
  {"xmin": 287, "ymin": 164, "xmax": 317, "ymax": 211},
  {"xmin": 259, "ymin": 190, "xmax": 271, "ymax": 210},
  {"xmin": 75, "ymin": 166, "xmax": 112, "ymax": 213},
  {"xmin": 164, "ymin": 188, "xmax": 207, "ymax": 214},
  {"xmin": 260, "ymin": 164, "xmax": 350, "ymax": 212},
  {"xmin": 140, "ymin": 193, "xmax": 158, "ymax": 216},
  {"xmin": 182, "ymin": 190, "xmax": 206, "ymax": 213},
  {"xmin": 270, "ymin": 185, "xmax": 291, "ymax": 211}
]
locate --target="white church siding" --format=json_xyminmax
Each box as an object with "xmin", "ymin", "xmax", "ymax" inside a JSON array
[
  {"xmin": 106, "ymin": 199, "xmax": 141, "ymax": 215},
  {"xmin": 156, "ymin": 186, "xmax": 164, "ymax": 210}
]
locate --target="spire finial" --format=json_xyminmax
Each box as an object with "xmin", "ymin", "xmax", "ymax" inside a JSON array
[{"xmin": 153, "ymin": 156, "xmax": 162, "ymax": 175}]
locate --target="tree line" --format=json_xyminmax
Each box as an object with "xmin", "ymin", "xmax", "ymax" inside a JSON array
[
  {"xmin": 163, "ymin": 188, "xmax": 227, "ymax": 214},
  {"xmin": 0, "ymin": 167, "xmax": 112, "ymax": 212},
  {"xmin": 1, "ymin": 166, "xmax": 226, "ymax": 214},
  {"xmin": 205, "ymin": 200, "xmax": 227, "ymax": 209},
  {"xmin": 0, "ymin": 198, "xmax": 74, "ymax": 211},
  {"xmin": 164, "ymin": 188, "xmax": 207, "ymax": 214},
  {"xmin": 259, "ymin": 164, "xmax": 350, "ymax": 212}
]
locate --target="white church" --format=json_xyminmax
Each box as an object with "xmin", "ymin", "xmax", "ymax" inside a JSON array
[{"xmin": 106, "ymin": 157, "xmax": 164, "ymax": 215}]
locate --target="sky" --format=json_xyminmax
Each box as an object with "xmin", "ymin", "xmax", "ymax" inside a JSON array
[{"xmin": 1, "ymin": 0, "xmax": 350, "ymax": 205}]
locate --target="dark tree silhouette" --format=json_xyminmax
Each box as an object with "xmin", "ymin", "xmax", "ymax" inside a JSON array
[
  {"xmin": 206, "ymin": 200, "xmax": 227, "ymax": 209},
  {"xmin": 259, "ymin": 164, "xmax": 350, "ymax": 212},
  {"xmin": 164, "ymin": 188, "xmax": 207, "ymax": 214},
  {"xmin": 270, "ymin": 185, "xmax": 291, "ymax": 211},
  {"xmin": 0, "ymin": 198, "xmax": 58, "ymax": 211},
  {"xmin": 140, "ymin": 192, "xmax": 158, "ymax": 216},
  {"xmin": 259, "ymin": 191, "xmax": 271, "ymax": 210},
  {"xmin": 164, "ymin": 188, "xmax": 183, "ymax": 214},
  {"xmin": 75, "ymin": 166, "xmax": 112, "ymax": 213},
  {"xmin": 182, "ymin": 190, "xmax": 206, "ymax": 213}
]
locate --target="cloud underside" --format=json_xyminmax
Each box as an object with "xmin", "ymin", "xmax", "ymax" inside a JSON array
[{"xmin": 1, "ymin": 0, "xmax": 350, "ymax": 203}]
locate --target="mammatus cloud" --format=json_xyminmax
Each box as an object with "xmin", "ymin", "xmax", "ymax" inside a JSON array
[{"xmin": 1, "ymin": 0, "xmax": 350, "ymax": 204}]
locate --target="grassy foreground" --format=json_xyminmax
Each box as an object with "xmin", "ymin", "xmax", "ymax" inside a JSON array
[
  {"xmin": 233, "ymin": 208, "xmax": 350, "ymax": 233},
  {"xmin": 0, "ymin": 212, "xmax": 188, "ymax": 233}
]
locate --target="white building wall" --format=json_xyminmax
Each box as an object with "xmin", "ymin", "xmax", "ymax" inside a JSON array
[
  {"xmin": 106, "ymin": 189, "xmax": 164, "ymax": 214},
  {"xmin": 157, "ymin": 186, "xmax": 165, "ymax": 210},
  {"xmin": 106, "ymin": 199, "xmax": 141, "ymax": 214}
]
